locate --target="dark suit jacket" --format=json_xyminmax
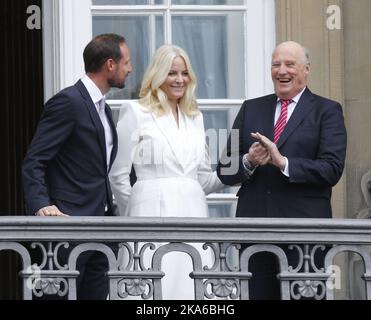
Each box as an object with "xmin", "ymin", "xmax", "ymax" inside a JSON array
[
  {"xmin": 22, "ymin": 80, "xmax": 118, "ymax": 216},
  {"xmin": 217, "ymin": 88, "xmax": 347, "ymax": 218}
]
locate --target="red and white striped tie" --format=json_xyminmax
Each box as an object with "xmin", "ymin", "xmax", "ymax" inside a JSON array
[{"xmin": 274, "ymin": 99, "xmax": 292, "ymax": 144}]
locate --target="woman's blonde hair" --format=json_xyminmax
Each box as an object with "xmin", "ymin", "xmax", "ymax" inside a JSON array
[{"xmin": 138, "ymin": 45, "xmax": 199, "ymax": 117}]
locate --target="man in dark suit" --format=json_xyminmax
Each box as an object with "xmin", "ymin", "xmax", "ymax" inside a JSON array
[
  {"xmin": 22, "ymin": 33, "xmax": 132, "ymax": 299},
  {"xmin": 217, "ymin": 41, "xmax": 347, "ymax": 299}
]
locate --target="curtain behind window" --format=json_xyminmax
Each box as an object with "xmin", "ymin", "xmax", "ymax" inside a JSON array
[{"xmin": 0, "ymin": 0, "xmax": 44, "ymax": 299}]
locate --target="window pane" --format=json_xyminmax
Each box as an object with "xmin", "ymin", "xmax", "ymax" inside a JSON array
[
  {"xmin": 172, "ymin": 14, "xmax": 245, "ymax": 99},
  {"xmin": 202, "ymin": 109, "xmax": 228, "ymax": 171},
  {"xmin": 173, "ymin": 0, "xmax": 244, "ymax": 4},
  {"xmin": 93, "ymin": 0, "xmax": 164, "ymax": 5},
  {"xmin": 208, "ymin": 204, "xmax": 235, "ymax": 218},
  {"xmin": 202, "ymin": 108, "xmax": 238, "ymax": 195},
  {"xmin": 93, "ymin": 15, "xmax": 164, "ymax": 99}
]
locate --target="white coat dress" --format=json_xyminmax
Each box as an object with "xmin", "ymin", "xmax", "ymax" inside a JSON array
[{"xmin": 109, "ymin": 101, "xmax": 224, "ymax": 299}]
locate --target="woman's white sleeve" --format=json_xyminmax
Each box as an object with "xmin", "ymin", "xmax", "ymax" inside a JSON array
[
  {"xmin": 109, "ymin": 103, "xmax": 139, "ymax": 216},
  {"xmin": 196, "ymin": 114, "xmax": 226, "ymax": 195}
]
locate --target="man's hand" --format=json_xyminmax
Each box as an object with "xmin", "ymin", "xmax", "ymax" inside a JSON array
[
  {"xmin": 251, "ymin": 132, "xmax": 286, "ymax": 170},
  {"xmin": 36, "ymin": 205, "xmax": 68, "ymax": 217},
  {"xmin": 244, "ymin": 142, "xmax": 271, "ymax": 167}
]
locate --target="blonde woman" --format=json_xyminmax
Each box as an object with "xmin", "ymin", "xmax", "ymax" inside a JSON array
[{"xmin": 109, "ymin": 45, "xmax": 224, "ymax": 299}]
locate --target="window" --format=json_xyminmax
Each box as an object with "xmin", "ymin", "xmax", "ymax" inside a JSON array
[{"xmin": 43, "ymin": 0, "xmax": 275, "ymax": 217}]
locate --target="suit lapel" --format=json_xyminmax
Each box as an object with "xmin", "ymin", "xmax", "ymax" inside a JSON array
[
  {"xmin": 152, "ymin": 112, "xmax": 184, "ymax": 168},
  {"xmin": 277, "ymin": 88, "xmax": 315, "ymax": 148},
  {"xmin": 105, "ymin": 103, "xmax": 118, "ymax": 171},
  {"xmin": 75, "ymin": 80, "xmax": 107, "ymax": 167}
]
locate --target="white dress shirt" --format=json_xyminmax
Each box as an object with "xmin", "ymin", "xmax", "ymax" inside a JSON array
[
  {"xmin": 243, "ymin": 87, "xmax": 306, "ymax": 177},
  {"xmin": 274, "ymin": 87, "xmax": 306, "ymax": 177},
  {"xmin": 81, "ymin": 75, "xmax": 113, "ymax": 169}
]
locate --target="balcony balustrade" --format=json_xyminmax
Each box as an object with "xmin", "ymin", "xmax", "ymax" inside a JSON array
[{"xmin": 1, "ymin": 217, "xmax": 371, "ymax": 300}]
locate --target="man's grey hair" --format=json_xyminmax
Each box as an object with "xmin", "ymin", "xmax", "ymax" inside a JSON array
[
  {"xmin": 303, "ymin": 46, "xmax": 310, "ymax": 65},
  {"xmin": 271, "ymin": 42, "xmax": 310, "ymax": 65}
]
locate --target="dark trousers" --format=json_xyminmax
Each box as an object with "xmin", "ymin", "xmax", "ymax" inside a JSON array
[
  {"xmin": 241, "ymin": 244, "xmax": 327, "ymax": 300},
  {"xmin": 72, "ymin": 249, "xmax": 111, "ymax": 300},
  {"xmin": 247, "ymin": 252, "xmax": 281, "ymax": 300},
  {"xmin": 30, "ymin": 242, "xmax": 117, "ymax": 300}
]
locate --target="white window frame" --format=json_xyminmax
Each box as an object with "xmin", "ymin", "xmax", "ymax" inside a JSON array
[
  {"xmin": 43, "ymin": 0, "xmax": 92, "ymax": 102},
  {"xmin": 42, "ymin": 0, "xmax": 276, "ymax": 208},
  {"xmin": 43, "ymin": 0, "xmax": 275, "ymax": 99}
]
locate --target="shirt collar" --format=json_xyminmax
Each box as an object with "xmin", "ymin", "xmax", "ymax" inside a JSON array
[
  {"xmin": 277, "ymin": 86, "xmax": 306, "ymax": 104},
  {"xmin": 81, "ymin": 74, "xmax": 105, "ymax": 104}
]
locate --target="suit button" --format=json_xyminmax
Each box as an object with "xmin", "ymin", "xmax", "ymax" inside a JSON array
[{"xmin": 267, "ymin": 190, "xmax": 271, "ymax": 195}]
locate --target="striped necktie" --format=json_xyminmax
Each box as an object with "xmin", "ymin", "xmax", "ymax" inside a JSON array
[{"xmin": 274, "ymin": 99, "xmax": 293, "ymax": 144}]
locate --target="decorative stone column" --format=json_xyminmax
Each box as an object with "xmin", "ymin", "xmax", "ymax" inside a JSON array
[{"xmin": 275, "ymin": 0, "xmax": 346, "ymax": 219}]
